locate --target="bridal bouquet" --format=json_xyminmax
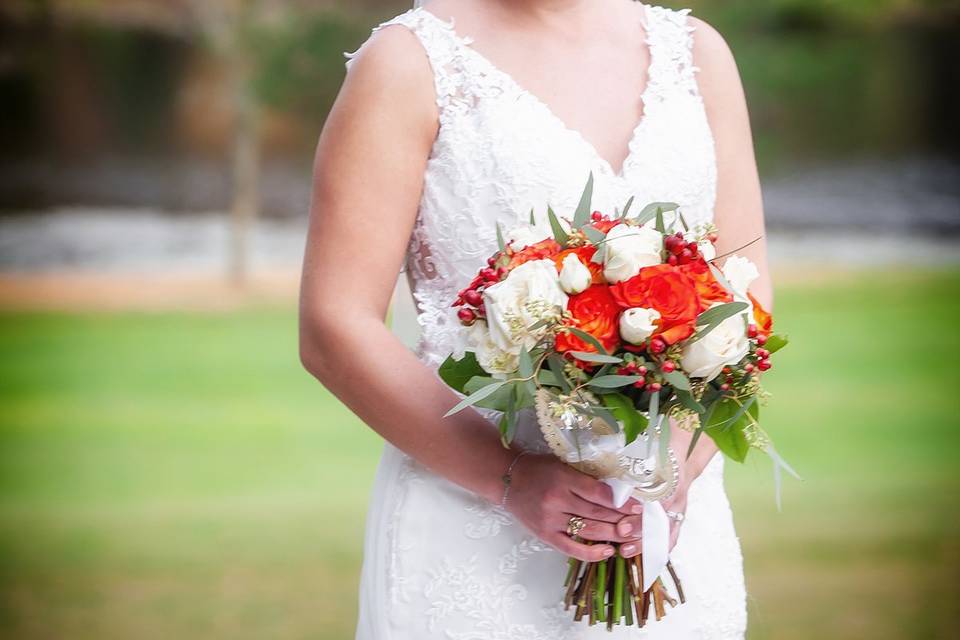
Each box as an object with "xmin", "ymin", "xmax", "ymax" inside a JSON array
[{"xmin": 439, "ymin": 175, "xmax": 793, "ymax": 629}]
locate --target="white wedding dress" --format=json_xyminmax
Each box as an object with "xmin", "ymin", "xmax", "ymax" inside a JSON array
[{"xmin": 347, "ymin": 4, "xmax": 747, "ymax": 638}]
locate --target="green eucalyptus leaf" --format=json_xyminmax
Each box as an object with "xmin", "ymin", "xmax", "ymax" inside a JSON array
[
  {"xmin": 496, "ymin": 223, "xmax": 506, "ymax": 253},
  {"xmin": 568, "ymin": 351, "xmax": 622, "ymax": 364},
  {"xmin": 529, "ymin": 207, "xmax": 536, "ymax": 225},
  {"xmin": 547, "ymin": 354, "xmax": 572, "ymax": 392},
  {"xmin": 565, "ymin": 327, "xmax": 609, "ymax": 355},
  {"xmin": 620, "ymin": 195, "xmax": 635, "ymax": 220},
  {"xmin": 547, "ymin": 206, "xmax": 570, "ymax": 245},
  {"xmin": 581, "ymin": 225, "xmax": 606, "ymax": 244},
  {"xmin": 588, "ymin": 375, "xmax": 644, "ymax": 389},
  {"xmin": 662, "ymin": 369, "xmax": 691, "ymax": 391},
  {"xmin": 444, "ymin": 379, "xmax": 507, "ymax": 417},
  {"xmin": 696, "ymin": 301, "xmax": 749, "ymax": 327},
  {"xmin": 572, "ymin": 172, "xmax": 594, "ymax": 229},
  {"xmin": 633, "ymin": 202, "xmax": 679, "ymax": 226}
]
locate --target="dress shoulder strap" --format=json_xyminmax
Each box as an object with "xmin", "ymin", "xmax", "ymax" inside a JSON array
[
  {"xmin": 642, "ymin": 4, "xmax": 702, "ymax": 102},
  {"xmin": 344, "ymin": 8, "xmax": 473, "ymax": 117}
]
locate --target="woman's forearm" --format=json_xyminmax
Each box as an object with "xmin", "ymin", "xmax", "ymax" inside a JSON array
[{"xmin": 300, "ymin": 310, "xmax": 515, "ymax": 504}]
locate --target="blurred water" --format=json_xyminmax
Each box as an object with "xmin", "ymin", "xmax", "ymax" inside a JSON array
[{"xmin": 0, "ymin": 157, "xmax": 957, "ymax": 273}]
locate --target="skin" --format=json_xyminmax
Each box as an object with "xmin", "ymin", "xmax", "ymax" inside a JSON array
[{"xmin": 299, "ymin": 0, "xmax": 772, "ymax": 562}]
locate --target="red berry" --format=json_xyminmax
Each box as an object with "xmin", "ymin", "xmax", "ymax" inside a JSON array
[
  {"xmin": 744, "ymin": 363, "xmax": 755, "ymax": 373},
  {"xmin": 480, "ymin": 268, "xmax": 496, "ymax": 280},
  {"xmin": 591, "ymin": 210, "xmax": 603, "ymax": 221},
  {"xmin": 756, "ymin": 334, "xmax": 768, "ymax": 346},
  {"xmin": 686, "ymin": 242, "xmax": 698, "ymax": 252},
  {"xmin": 662, "ymin": 361, "xmax": 676, "ymax": 373},
  {"xmin": 457, "ymin": 308, "xmax": 476, "ymax": 325},
  {"xmin": 463, "ymin": 289, "xmax": 482, "ymax": 307},
  {"xmin": 756, "ymin": 348, "xmax": 769, "ymax": 359},
  {"xmin": 747, "ymin": 324, "xmax": 759, "ymax": 338},
  {"xmin": 758, "ymin": 360, "xmax": 772, "ymax": 371},
  {"xmin": 487, "ymin": 256, "xmax": 497, "ymax": 267},
  {"xmin": 637, "ymin": 366, "xmax": 648, "ymax": 376},
  {"xmin": 633, "ymin": 379, "xmax": 646, "ymax": 389},
  {"xmin": 648, "ymin": 382, "xmax": 662, "ymax": 393},
  {"xmin": 719, "ymin": 382, "xmax": 731, "ymax": 391},
  {"xmin": 667, "ymin": 254, "xmax": 679, "ymax": 266},
  {"xmin": 649, "ymin": 337, "xmax": 667, "ymax": 354},
  {"xmin": 722, "ymin": 366, "xmax": 732, "ymax": 374},
  {"xmin": 680, "ymin": 248, "xmax": 693, "ymax": 262}
]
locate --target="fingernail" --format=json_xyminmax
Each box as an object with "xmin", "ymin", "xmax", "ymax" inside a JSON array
[
  {"xmin": 621, "ymin": 543, "xmax": 636, "ymax": 556},
  {"xmin": 619, "ymin": 521, "xmax": 633, "ymax": 536},
  {"xmin": 602, "ymin": 547, "xmax": 614, "ymax": 557},
  {"xmin": 631, "ymin": 504, "xmax": 643, "ymax": 514}
]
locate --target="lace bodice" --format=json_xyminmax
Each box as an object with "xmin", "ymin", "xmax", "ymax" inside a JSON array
[{"xmin": 347, "ymin": 4, "xmax": 716, "ymax": 368}]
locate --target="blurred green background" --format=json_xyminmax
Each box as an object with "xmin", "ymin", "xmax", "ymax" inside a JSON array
[{"xmin": 0, "ymin": 0, "xmax": 958, "ymax": 639}]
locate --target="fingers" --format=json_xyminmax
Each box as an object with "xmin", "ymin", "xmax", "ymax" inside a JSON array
[
  {"xmin": 563, "ymin": 514, "xmax": 639, "ymax": 544},
  {"xmin": 567, "ymin": 473, "xmax": 643, "ymax": 516},
  {"xmin": 564, "ymin": 495, "xmax": 627, "ymax": 524},
  {"xmin": 549, "ymin": 532, "xmax": 616, "ymax": 562}
]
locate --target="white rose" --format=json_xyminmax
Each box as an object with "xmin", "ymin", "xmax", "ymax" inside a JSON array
[
  {"xmin": 602, "ymin": 223, "xmax": 662, "ymax": 283},
  {"xmin": 483, "ymin": 259, "xmax": 568, "ymax": 353},
  {"xmin": 721, "ymin": 255, "xmax": 759, "ymax": 298},
  {"xmin": 680, "ymin": 310, "xmax": 750, "ymax": 380},
  {"xmin": 505, "ymin": 223, "xmax": 552, "ymax": 251},
  {"xmin": 558, "ymin": 253, "xmax": 592, "ymax": 294},
  {"xmin": 619, "ymin": 307, "xmax": 661, "ymax": 345},
  {"xmin": 467, "ymin": 322, "xmax": 519, "ymax": 376}
]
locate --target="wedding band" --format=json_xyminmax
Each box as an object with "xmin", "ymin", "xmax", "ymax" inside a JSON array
[
  {"xmin": 566, "ymin": 516, "xmax": 586, "ymax": 537},
  {"xmin": 666, "ymin": 510, "xmax": 685, "ymax": 523}
]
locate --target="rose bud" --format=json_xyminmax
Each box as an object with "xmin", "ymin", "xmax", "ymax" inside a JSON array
[
  {"xmin": 649, "ymin": 336, "xmax": 667, "ymax": 354},
  {"xmin": 558, "ymin": 253, "xmax": 592, "ymax": 295},
  {"xmin": 619, "ymin": 307, "xmax": 661, "ymax": 345}
]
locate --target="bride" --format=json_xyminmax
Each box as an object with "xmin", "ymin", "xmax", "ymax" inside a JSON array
[{"xmin": 300, "ymin": 0, "xmax": 771, "ymax": 637}]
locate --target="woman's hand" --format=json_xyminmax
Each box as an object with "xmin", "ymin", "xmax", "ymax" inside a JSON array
[{"xmin": 506, "ymin": 453, "xmax": 644, "ymax": 562}]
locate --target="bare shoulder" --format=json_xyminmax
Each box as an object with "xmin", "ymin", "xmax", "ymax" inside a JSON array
[
  {"xmin": 686, "ymin": 16, "xmax": 745, "ymax": 111},
  {"xmin": 344, "ymin": 20, "xmax": 432, "ymax": 90}
]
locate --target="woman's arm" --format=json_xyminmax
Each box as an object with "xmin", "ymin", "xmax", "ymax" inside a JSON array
[{"xmin": 299, "ymin": 26, "xmax": 637, "ymax": 561}]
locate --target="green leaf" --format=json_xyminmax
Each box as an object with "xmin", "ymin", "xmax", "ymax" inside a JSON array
[
  {"xmin": 547, "ymin": 354, "xmax": 572, "ymax": 392},
  {"xmin": 547, "ymin": 206, "xmax": 570, "ymax": 245},
  {"xmin": 587, "ymin": 375, "xmax": 644, "ymax": 389},
  {"xmin": 438, "ymin": 352, "xmax": 485, "ymax": 393},
  {"xmin": 662, "ymin": 369, "xmax": 691, "ymax": 391},
  {"xmin": 591, "ymin": 243, "xmax": 606, "ymax": 264},
  {"xmin": 536, "ymin": 369, "xmax": 561, "ymax": 387},
  {"xmin": 585, "ymin": 404, "xmax": 620, "ymax": 432},
  {"xmin": 675, "ymin": 388, "xmax": 705, "ymax": 414},
  {"xmin": 702, "ymin": 397, "xmax": 759, "ymax": 462},
  {"xmin": 696, "ymin": 301, "xmax": 750, "ymax": 327},
  {"xmin": 443, "ymin": 379, "xmax": 507, "ymax": 417},
  {"xmin": 764, "ymin": 333, "xmax": 789, "ymax": 354},
  {"xmin": 601, "ymin": 392, "xmax": 647, "ymax": 443},
  {"xmin": 518, "ymin": 348, "xmax": 534, "ymax": 379},
  {"xmin": 677, "ymin": 210, "xmax": 690, "ymax": 231},
  {"xmin": 655, "ymin": 207, "xmax": 665, "ymax": 233},
  {"xmin": 620, "ymin": 195, "xmax": 635, "ymax": 220},
  {"xmin": 565, "ymin": 327, "xmax": 609, "ymax": 355},
  {"xmin": 496, "ymin": 222, "xmax": 506, "ymax": 253},
  {"xmin": 572, "ymin": 172, "xmax": 594, "ymax": 229},
  {"xmin": 529, "ymin": 207, "xmax": 536, "ymax": 225},
  {"xmin": 581, "ymin": 225, "xmax": 605, "ymax": 245},
  {"xmin": 633, "ymin": 202, "xmax": 679, "ymax": 226},
  {"xmin": 568, "ymin": 351, "xmax": 622, "ymax": 364}
]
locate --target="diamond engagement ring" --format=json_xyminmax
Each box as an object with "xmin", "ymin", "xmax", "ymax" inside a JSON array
[
  {"xmin": 666, "ymin": 510, "xmax": 685, "ymax": 523},
  {"xmin": 566, "ymin": 516, "xmax": 586, "ymax": 537}
]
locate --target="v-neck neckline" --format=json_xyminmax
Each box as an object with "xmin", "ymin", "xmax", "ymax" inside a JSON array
[{"xmin": 417, "ymin": 4, "xmax": 656, "ymax": 180}]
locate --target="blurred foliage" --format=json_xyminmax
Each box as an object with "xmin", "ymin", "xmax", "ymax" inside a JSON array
[{"xmin": 0, "ymin": 267, "xmax": 957, "ymax": 638}]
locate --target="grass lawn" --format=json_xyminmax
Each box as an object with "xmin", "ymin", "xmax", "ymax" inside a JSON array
[{"xmin": 0, "ymin": 268, "xmax": 958, "ymax": 639}]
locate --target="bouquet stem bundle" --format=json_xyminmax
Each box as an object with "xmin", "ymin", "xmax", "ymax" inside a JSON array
[{"xmin": 563, "ymin": 546, "xmax": 686, "ymax": 629}]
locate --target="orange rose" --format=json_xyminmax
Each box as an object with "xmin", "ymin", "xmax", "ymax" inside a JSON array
[
  {"xmin": 748, "ymin": 292, "xmax": 773, "ymax": 336},
  {"xmin": 552, "ymin": 246, "xmax": 604, "ymax": 285},
  {"xmin": 555, "ymin": 284, "xmax": 621, "ymax": 354},
  {"xmin": 609, "ymin": 264, "xmax": 700, "ymax": 345},
  {"xmin": 507, "ymin": 238, "xmax": 562, "ymax": 270},
  {"xmin": 679, "ymin": 258, "xmax": 732, "ymax": 312}
]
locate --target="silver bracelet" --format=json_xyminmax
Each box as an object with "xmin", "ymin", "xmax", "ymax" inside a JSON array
[{"xmin": 499, "ymin": 450, "xmax": 529, "ymax": 507}]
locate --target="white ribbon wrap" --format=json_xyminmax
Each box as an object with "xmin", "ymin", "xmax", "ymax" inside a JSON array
[{"xmin": 535, "ymin": 390, "xmax": 674, "ymax": 592}]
